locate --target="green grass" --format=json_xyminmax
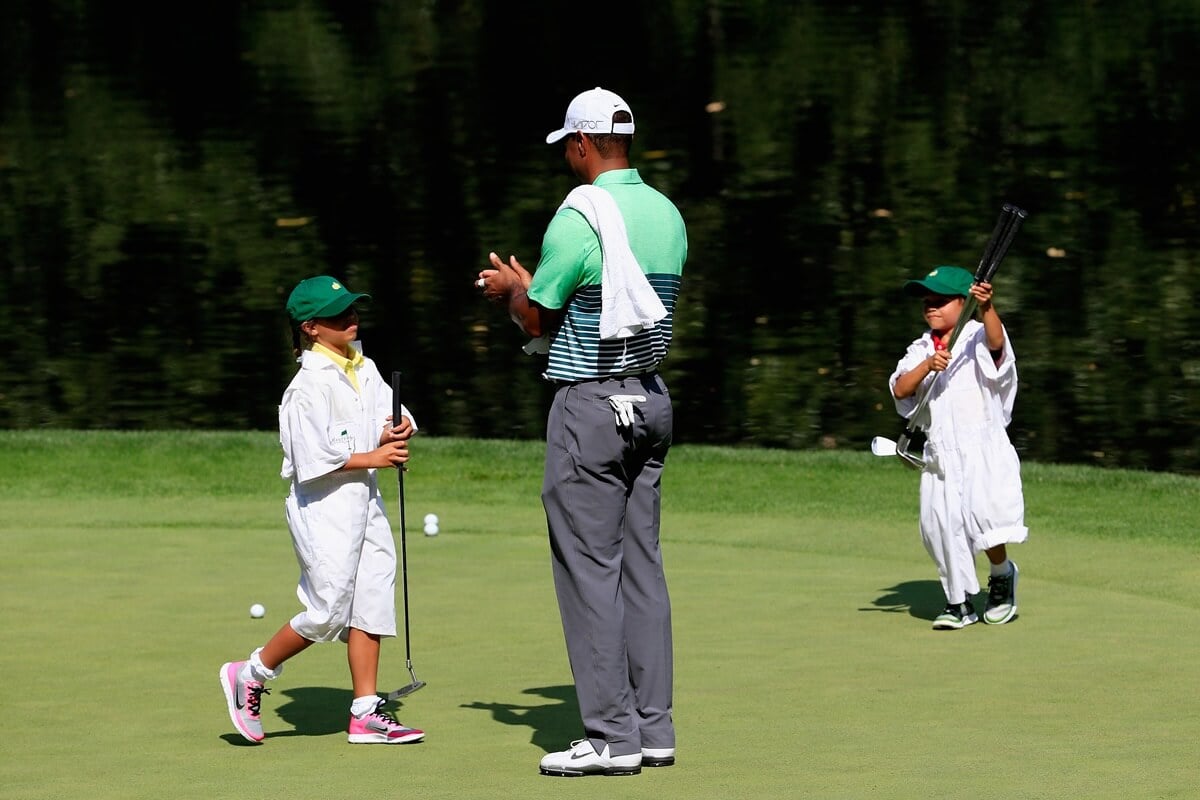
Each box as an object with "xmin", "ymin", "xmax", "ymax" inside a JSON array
[{"xmin": 1, "ymin": 431, "xmax": 1197, "ymax": 799}]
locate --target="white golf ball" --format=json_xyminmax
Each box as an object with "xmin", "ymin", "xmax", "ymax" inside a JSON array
[
  {"xmin": 423, "ymin": 522, "xmax": 439, "ymax": 536},
  {"xmin": 423, "ymin": 513, "xmax": 439, "ymax": 525},
  {"xmin": 249, "ymin": 603, "xmax": 266, "ymax": 619}
]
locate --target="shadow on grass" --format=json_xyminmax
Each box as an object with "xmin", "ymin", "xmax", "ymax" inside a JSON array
[
  {"xmin": 270, "ymin": 686, "xmax": 354, "ymax": 738},
  {"xmin": 219, "ymin": 734, "xmax": 262, "ymax": 746},
  {"xmin": 461, "ymin": 685, "xmax": 580, "ymax": 753},
  {"xmin": 862, "ymin": 579, "xmax": 946, "ymax": 621}
]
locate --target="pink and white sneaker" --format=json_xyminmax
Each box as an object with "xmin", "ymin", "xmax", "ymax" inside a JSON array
[
  {"xmin": 347, "ymin": 700, "xmax": 425, "ymax": 744},
  {"xmin": 219, "ymin": 661, "xmax": 269, "ymax": 743}
]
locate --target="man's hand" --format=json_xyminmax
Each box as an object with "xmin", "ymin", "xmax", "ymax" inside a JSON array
[
  {"xmin": 475, "ymin": 251, "xmax": 556, "ymax": 337},
  {"xmin": 476, "ymin": 252, "xmax": 531, "ymax": 303}
]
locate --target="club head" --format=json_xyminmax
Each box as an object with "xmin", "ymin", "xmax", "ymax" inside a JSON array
[
  {"xmin": 385, "ymin": 680, "xmax": 426, "ymax": 702},
  {"xmin": 893, "ymin": 434, "xmax": 926, "ymax": 470},
  {"xmin": 870, "ymin": 436, "xmax": 898, "ymax": 457}
]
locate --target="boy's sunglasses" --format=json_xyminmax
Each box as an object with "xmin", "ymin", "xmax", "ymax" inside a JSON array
[{"xmin": 922, "ymin": 295, "xmax": 961, "ymax": 309}]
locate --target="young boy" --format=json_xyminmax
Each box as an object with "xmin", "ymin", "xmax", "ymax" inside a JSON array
[{"xmin": 889, "ymin": 265, "xmax": 1027, "ymax": 630}]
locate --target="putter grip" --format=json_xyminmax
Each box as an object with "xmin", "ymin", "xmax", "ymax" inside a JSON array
[
  {"xmin": 391, "ymin": 371, "xmax": 405, "ymax": 494},
  {"xmin": 391, "ymin": 370, "xmax": 402, "ymax": 425}
]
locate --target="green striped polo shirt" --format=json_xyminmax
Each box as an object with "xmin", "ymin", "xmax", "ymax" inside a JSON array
[{"xmin": 527, "ymin": 168, "xmax": 687, "ymax": 382}]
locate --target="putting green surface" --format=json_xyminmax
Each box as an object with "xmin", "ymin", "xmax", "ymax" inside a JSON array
[{"xmin": 0, "ymin": 433, "xmax": 1196, "ymax": 799}]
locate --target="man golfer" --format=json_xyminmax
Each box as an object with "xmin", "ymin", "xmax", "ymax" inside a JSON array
[{"xmin": 476, "ymin": 86, "xmax": 687, "ymax": 777}]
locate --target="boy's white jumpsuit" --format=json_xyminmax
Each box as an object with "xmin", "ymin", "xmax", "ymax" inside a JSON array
[
  {"xmin": 278, "ymin": 344, "xmax": 415, "ymax": 643},
  {"xmin": 889, "ymin": 319, "xmax": 1028, "ymax": 605}
]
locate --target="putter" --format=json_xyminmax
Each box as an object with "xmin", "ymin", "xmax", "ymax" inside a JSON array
[
  {"xmin": 385, "ymin": 370, "xmax": 426, "ymax": 702},
  {"xmin": 877, "ymin": 203, "xmax": 1028, "ymax": 469}
]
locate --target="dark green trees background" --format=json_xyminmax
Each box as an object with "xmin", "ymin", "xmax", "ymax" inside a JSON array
[{"xmin": 2, "ymin": 1, "xmax": 1197, "ymax": 471}]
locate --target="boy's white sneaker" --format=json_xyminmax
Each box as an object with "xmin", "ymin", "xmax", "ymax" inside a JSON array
[
  {"xmin": 539, "ymin": 739, "xmax": 642, "ymax": 777},
  {"xmin": 984, "ymin": 562, "xmax": 1019, "ymax": 624},
  {"xmin": 932, "ymin": 599, "xmax": 978, "ymax": 630}
]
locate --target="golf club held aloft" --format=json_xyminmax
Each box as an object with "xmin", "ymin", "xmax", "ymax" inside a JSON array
[{"xmin": 875, "ymin": 203, "xmax": 1028, "ymax": 469}]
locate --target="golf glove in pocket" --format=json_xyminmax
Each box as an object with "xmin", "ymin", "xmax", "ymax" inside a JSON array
[{"xmin": 607, "ymin": 394, "xmax": 647, "ymax": 430}]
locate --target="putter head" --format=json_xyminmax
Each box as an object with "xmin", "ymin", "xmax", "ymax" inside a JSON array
[
  {"xmin": 893, "ymin": 433, "xmax": 926, "ymax": 470},
  {"xmin": 385, "ymin": 680, "xmax": 426, "ymax": 702}
]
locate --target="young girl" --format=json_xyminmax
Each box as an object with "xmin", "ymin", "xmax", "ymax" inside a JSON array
[
  {"xmin": 220, "ymin": 275, "xmax": 424, "ymax": 744},
  {"xmin": 889, "ymin": 265, "xmax": 1027, "ymax": 630}
]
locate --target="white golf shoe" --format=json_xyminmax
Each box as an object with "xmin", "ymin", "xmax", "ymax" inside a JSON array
[
  {"xmin": 539, "ymin": 739, "xmax": 642, "ymax": 777},
  {"xmin": 642, "ymin": 746, "xmax": 676, "ymax": 767}
]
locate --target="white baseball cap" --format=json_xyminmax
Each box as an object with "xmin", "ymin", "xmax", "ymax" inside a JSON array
[{"xmin": 545, "ymin": 87, "xmax": 635, "ymax": 144}]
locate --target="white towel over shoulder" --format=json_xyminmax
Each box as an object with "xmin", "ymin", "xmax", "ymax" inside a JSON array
[{"xmin": 561, "ymin": 184, "xmax": 667, "ymax": 340}]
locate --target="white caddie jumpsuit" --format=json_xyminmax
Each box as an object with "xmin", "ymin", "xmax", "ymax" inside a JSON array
[
  {"xmin": 889, "ymin": 319, "xmax": 1028, "ymax": 605},
  {"xmin": 278, "ymin": 344, "xmax": 415, "ymax": 642}
]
